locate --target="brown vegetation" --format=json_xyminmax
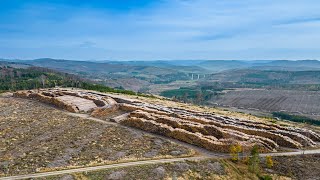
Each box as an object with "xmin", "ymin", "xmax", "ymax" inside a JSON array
[{"xmin": 0, "ymin": 97, "xmax": 192, "ymax": 176}]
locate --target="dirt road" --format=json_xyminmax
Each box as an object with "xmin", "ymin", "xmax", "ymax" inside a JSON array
[
  {"xmin": 1, "ymin": 111, "xmax": 319, "ymax": 180},
  {"xmin": 0, "ymin": 157, "xmax": 206, "ymax": 180}
]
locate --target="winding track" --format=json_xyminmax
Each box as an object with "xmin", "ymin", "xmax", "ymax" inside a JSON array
[
  {"xmin": 1, "ymin": 110, "xmax": 320, "ymax": 180},
  {"xmin": 1, "ymin": 148, "xmax": 319, "ymax": 180},
  {"xmin": 0, "ymin": 157, "xmax": 207, "ymax": 180}
]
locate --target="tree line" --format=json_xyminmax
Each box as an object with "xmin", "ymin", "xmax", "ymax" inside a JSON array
[
  {"xmin": 272, "ymin": 112, "xmax": 320, "ymax": 126},
  {"xmin": 0, "ymin": 66, "xmax": 155, "ymax": 98},
  {"xmin": 0, "ymin": 66, "xmax": 82, "ymax": 91}
]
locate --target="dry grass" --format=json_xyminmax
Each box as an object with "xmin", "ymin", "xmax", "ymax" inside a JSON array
[
  {"xmin": 35, "ymin": 159, "xmax": 227, "ymax": 180},
  {"xmin": 35, "ymin": 158, "xmax": 293, "ymax": 180},
  {"xmin": 269, "ymin": 154, "xmax": 320, "ymax": 180}
]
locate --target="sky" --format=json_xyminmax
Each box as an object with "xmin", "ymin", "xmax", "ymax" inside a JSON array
[{"xmin": 1, "ymin": 0, "xmax": 320, "ymax": 60}]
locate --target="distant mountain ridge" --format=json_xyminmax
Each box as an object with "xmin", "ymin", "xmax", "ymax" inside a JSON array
[
  {"xmin": 3, "ymin": 58, "xmax": 320, "ymax": 73},
  {"xmin": 2, "ymin": 58, "xmax": 320, "ymax": 94}
]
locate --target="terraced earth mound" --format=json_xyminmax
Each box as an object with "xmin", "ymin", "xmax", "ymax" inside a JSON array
[{"xmin": 13, "ymin": 88, "xmax": 320, "ymax": 153}]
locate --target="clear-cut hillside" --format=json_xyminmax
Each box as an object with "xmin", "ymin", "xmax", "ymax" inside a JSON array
[
  {"xmin": 13, "ymin": 88, "xmax": 320, "ymax": 153},
  {"xmin": 0, "ymin": 96, "xmax": 192, "ymax": 176}
]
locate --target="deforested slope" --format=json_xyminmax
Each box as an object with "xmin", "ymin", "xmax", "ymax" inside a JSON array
[
  {"xmin": 0, "ymin": 96, "xmax": 192, "ymax": 176},
  {"xmin": 13, "ymin": 88, "xmax": 320, "ymax": 155}
]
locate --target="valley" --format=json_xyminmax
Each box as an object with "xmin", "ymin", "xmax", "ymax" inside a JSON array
[{"xmin": 1, "ymin": 59, "xmax": 320, "ymax": 179}]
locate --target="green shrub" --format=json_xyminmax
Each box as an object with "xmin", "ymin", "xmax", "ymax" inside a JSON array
[
  {"xmin": 258, "ymin": 174, "xmax": 272, "ymax": 180},
  {"xmin": 272, "ymin": 112, "xmax": 320, "ymax": 126}
]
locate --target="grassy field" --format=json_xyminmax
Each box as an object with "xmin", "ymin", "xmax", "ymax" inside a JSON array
[{"xmin": 0, "ymin": 97, "xmax": 193, "ymax": 176}]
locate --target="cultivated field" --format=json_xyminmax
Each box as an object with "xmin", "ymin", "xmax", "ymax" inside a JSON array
[
  {"xmin": 0, "ymin": 97, "xmax": 193, "ymax": 176},
  {"xmin": 212, "ymin": 89, "xmax": 320, "ymax": 119}
]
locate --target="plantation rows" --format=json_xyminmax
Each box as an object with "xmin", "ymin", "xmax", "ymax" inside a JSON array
[{"xmin": 214, "ymin": 89, "xmax": 320, "ymax": 116}]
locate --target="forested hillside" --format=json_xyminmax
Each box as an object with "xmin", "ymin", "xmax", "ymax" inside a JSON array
[
  {"xmin": 0, "ymin": 66, "xmax": 79, "ymax": 91},
  {"xmin": 0, "ymin": 65, "xmax": 151, "ymax": 97}
]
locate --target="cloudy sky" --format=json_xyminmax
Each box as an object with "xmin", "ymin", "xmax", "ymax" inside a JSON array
[{"xmin": 1, "ymin": 0, "xmax": 320, "ymax": 60}]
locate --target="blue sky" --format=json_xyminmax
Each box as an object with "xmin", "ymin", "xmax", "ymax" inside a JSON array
[{"xmin": 1, "ymin": 0, "xmax": 320, "ymax": 60}]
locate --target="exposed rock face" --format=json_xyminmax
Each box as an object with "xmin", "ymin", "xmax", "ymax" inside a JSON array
[{"xmin": 13, "ymin": 88, "xmax": 320, "ymax": 153}]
